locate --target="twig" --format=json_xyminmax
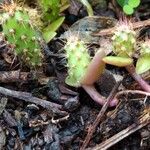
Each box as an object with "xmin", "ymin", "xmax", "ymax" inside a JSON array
[
  {"xmin": 87, "ymin": 114, "xmax": 149, "ymax": 150},
  {"xmin": 116, "ymin": 89, "xmax": 150, "ymax": 98},
  {"xmin": 80, "ymin": 81, "xmax": 121, "ymax": 150},
  {"xmin": 3, "ymin": 110, "xmax": 17, "ymax": 127},
  {"xmin": 0, "ymin": 86, "xmax": 67, "ymax": 116},
  {"xmin": 0, "ymin": 70, "xmax": 37, "ymax": 83},
  {"xmin": 51, "ymin": 114, "xmax": 70, "ymax": 124},
  {"xmin": 93, "ymin": 19, "xmax": 150, "ymax": 36}
]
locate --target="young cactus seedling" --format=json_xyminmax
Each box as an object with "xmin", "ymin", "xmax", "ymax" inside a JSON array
[
  {"xmin": 103, "ymin": 19, "xmax": 136, "ymax": 64},
  {"xmin": 64, "ymin": 34, "xmax": 91, "ymax": 87},
  {"xmin": 0, "ymin": 2, "xmax": 43, "ymax": 68},
  {"xmin": 103, "ymin": 20, "xmax": 150, "ymax": 92},
  {"xmin": 64, "ymin": 33, "xmax": 117, "ymax": 106}
]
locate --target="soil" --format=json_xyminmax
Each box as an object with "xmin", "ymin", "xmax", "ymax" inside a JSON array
[{"xmin": 0, "ymin": 0, "xmax": 150, "ymax": 150}]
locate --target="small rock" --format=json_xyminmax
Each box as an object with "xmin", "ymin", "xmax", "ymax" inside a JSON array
[{"xmin": 63, "ymin": 96, "xmax": 80, "ymax": 112}]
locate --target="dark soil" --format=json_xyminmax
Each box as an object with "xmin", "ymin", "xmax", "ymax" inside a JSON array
[{"xmin": 0, "ymin": 0, "xmax": 150, "ymax": 150}]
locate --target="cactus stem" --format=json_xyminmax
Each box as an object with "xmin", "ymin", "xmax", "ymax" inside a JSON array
[{"xmin": 1, "ymin": 4, "xmax": 43, "ymax": 67}]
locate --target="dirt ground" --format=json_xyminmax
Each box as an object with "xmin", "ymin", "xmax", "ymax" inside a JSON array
[{"xmin": 0, "ymin": 0, "xmax": 149, "ymax": 149}]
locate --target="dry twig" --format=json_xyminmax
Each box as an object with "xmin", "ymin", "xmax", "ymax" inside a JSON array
[
  {"xmin": 0, "ymin": 70, "xmax": 37, "ymax": 83},
  {"xmin": 93, "ymin": 19, "xmax": 150, "ymax": 36},
  {"xmin": 0, "ymin": 86, "xmax": 67, "ymax": 116},
  {"xmin": 116, "ymin": 89, "xmax": 150, "ymax": 98},
  {"xmin": 80, "ymin": 81, "xmax": 121, "ymax": 150},
  {"xmin": 87, "ymin": 112, "xmax": 149, "ymax": 150}
]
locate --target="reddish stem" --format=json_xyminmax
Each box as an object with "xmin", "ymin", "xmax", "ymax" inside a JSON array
[
  {"xmin": 125, "ymin": 64, "xmax": 150, "ymax": 92},
  {"xmin": 81, "ymin": 49, "xmax": 106, "ymax": 85},
  {"xmin": 82, "ymin": 84, "xmax": 118, "ymax": 107}
]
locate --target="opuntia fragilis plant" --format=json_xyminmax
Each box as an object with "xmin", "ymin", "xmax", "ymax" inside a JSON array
[
  {"xmin": 0, "ymin": 2, "xmax": 43, "ymax": 68},
  {"xmin": 103, "ymin": 20, "xmax": 150, "ymax": 92},
  {"xmin": 64, "ymin": 33, "xmax": 118, "ymax": 106}
]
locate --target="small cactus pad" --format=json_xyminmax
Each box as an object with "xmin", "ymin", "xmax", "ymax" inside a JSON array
[
  {"xmin": 64, "ymin": 35, "xmax": 91, "ymax": 87},
  {"xmin": 1, "ymin": 7, "xmax": 43, "ymax": 67},
  {"xmin": 112, "ymin": 22, "xmax": 136, "ymax": 57}
]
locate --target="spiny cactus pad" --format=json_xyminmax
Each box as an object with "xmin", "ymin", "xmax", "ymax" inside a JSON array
[
  {"xmin": 112, "ymin": 22, "xmax": 136, "ymax": 57},
  {"xmin": 64, "ymin": 36, "xmax": 91, "ymax": 87},
  {"xmin": 1, "ymin": 7, "xmax": 43, "ymax": 67}
]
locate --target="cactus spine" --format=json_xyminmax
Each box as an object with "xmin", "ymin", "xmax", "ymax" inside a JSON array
[
  {"xmin": 112, "ymin": 21, "xmax": 136, "ymax": 57},
  {"xmin": 64, "ymin": 35, "xmax": 91, "ymax": 87},
  {"xmin": 140, "ymin": 40, "xmax": 150, "ymax": 56},
  {"xmin": 1, "ymin": 3, "xmax": 43, "ymax": 67}
]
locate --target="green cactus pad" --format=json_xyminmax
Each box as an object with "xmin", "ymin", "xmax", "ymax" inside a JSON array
[
  {"xmin": 64, "ymin": 36, "xmax": 91, "ymax": 87},
  {"xmin": 112, "ymin": 23, "xmax": 136, "ymax": 57},
  {"xmin": 1, "ymin": 7, "xmax": 43, "ymax": 67}
]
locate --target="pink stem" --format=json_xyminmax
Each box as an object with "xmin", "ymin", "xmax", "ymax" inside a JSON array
[
  {"xmin": 81, "ymin": 49, "xmax": 106, "ymax": 85},
  {"xmin": 125, "ymin": 64, "xmax": 150, "ymax": 92},
  {"xmin": 82, "ymin": 84, "xmax": 118, "ymax": 107}
]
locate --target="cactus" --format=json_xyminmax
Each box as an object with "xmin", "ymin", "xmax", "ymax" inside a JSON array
[
  {"xmin": 14, "ymin": 0, "xmax": 69, "ymax": 43},
  {"xmin": 103, "ymin": 20, "xmax": 150, "ymax": 93},
  {"xmin": 1, "ymin": 3, "xmax": 43, "ymax": 67},
  {"xmin": 112, "ymin": 21, "xmax": 136, "ymax": 57},
  {"xmin": 64, "ymin": 35, "xmax": 91, "ymax": 87},
  {"xmin": 103, "ymin": 21, "xmax": 136, "ymax": 67},
  {"xmin": 64, "ymin": 35, "xmax": 118, "ymax": 106}
]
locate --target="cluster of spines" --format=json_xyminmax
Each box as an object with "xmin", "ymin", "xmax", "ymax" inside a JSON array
[
  {"xmin": 112, "ymin": 22, "xmax": 136, "ymax": 57},
  {"xmin": 1, "ymin": 5, "xmax": 43, "ymax": 67},
  {"xmin": 64, "ymin": 35, "xmax": 91, "ymax": 87},
  {"xmin": 140, "ymin": 40, "xmax": 150, "ymax": 56}
]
